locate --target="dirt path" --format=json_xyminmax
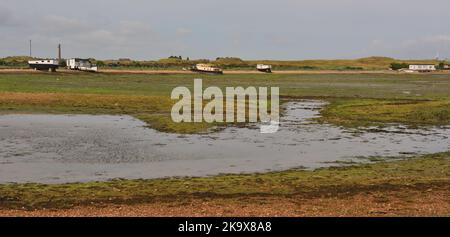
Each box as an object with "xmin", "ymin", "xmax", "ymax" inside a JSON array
[{"xmin": 1, "ymin": 185, "xmax": 449, "ymax": 217}]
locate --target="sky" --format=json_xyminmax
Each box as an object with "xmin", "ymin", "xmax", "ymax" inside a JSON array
[{"xmin": 1, "ymin": 0, "xmax": 450, "ymax": 60}]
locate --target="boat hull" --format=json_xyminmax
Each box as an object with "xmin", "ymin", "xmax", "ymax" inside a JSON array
[
  {"xmin": 257, "ymin": 68, "xmax": 272, "ymax": 73},
  {"xmin": 29, "ymin": 64, "xmax": 59, "ymax": 72},
  {"xmin": 190, "ymin": 69, "xmax": 223, "ymax": 74}
]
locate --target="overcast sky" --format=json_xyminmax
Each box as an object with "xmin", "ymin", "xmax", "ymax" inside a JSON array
[{"xmin": 1, "ymin": 0, "xmax": 450, "ymax": 60}]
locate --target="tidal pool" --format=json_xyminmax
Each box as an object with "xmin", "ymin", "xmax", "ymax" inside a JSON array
[{"xmin": 0, "ymin": 100, "xmax": 449, "ymax": 184}]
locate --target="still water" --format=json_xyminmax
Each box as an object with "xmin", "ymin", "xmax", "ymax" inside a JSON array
[{"xmin": 0, "ymin": 100, "xmax": 449, "ymax": 183}]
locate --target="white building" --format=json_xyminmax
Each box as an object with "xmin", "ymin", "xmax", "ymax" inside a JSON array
[
  {"xmin": 66, "ymin": 58, "xmax": 98, "ymax": 72},
  {"xmin": 409, "ymin": 64, "xmax": 436, "ymax": 72}
]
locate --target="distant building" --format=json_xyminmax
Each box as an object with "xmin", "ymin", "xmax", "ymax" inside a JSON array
[
  {"xmin": 444, "ymin": 64, "xmax": 450, "ymax": 70},
  {"xmin": 409, "ymin": 64, "xmax": 436, "ymax": 72},
  {"xmin": 28, "ymin": 59, "xmax": 59, "ymax": 72}
]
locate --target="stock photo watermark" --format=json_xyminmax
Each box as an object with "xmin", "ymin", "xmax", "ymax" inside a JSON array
[{"xmin": 171, "ymin": 79, "xmax": 280, "ymax": 133}]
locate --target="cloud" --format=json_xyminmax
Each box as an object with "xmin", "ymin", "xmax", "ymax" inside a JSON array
[
  {"xmin": 176, "ymin": 28, "xmax": 192, "ymax": 37},
  {"xmin": 353, "ymin": 35, "xmax": 450, "ymax": 59},
  {"xmin": 43, "ymin": 15, "xmax": 91, "ymax": 31},
  {"xmin": 400, "ymin": 35, "xmax": 450, "ymax": 52},
  {"xmin": 2, "ymin": 0, "xmax": 450, "ymax": 59},
  {"xmin": 0, "ymin": 8, "xmax": 11, "ymax": 25},
  {"xmin": 410, "ymin": 35, "xmax": 450, "ymax": 45},
  {"xmin": 118, "ymin": 21, "xmax": 155, "ymax": 37},
  {"xmin": 0, "ymin": 7, "xmax": 20, "ymax": 27},
  {"xmin": 24, "ymin": 15, "xmax": 167, "ymax": 58},
  {"xmin": 35, "ymin": 16, "xmax": 157, "ymax": 42}
]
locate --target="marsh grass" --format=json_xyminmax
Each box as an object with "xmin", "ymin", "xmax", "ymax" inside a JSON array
[
  {"xmin": 0, "ymin": 72, "xmax": 449, "ymax": 132},
  {"xmin": 0, "ymin": 152, "xmax": 448, "ymax": 210},
  {"xmin": 319, "ymin": 99, "xmax": 450, "ymax": 127}
]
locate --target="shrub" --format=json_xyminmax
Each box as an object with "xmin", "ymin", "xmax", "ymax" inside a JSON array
[{"xmin": 390, "ymin": 62, "xmax": 409, "ymax": 70}]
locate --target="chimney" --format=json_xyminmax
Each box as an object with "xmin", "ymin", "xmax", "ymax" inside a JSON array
[
  {"xmin": 29, "ymin": 40, "xmax": 32, "ymax": 57},
  {"xmin": 58, "ymin": 44, "xmax": 62, "ymax": 64}
]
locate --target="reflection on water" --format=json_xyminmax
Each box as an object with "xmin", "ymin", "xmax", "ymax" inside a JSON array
[{"xmin": 0, "ymin": 100, "xmax": 449, "ymax": 184}]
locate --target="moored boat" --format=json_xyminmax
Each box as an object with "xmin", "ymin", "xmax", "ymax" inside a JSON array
[
  {"xmin": 257, "ymin": 64, "xmax": 272, "ymax": 73},
  {"xmin": 190, "ymin": 64, "xmax": 223, "ymax": 74},
  {"xmin": 28, "ymin": 59, "xmax": 59, "ymax": 72}
]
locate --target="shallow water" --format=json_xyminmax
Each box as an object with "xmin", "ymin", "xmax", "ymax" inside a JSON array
[{"xmin": 0, "ymin": 100, "xmax": 449, "ymax": 184}]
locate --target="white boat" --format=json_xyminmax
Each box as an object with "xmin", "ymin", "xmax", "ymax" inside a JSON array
[
  {"xmin": 28, "ymin": 59, "xmax": 59, "ymax": 72},
  {"xmin": 408, "ymin": 64, "xmax": 436, "ymax": 72},
  {"xmin": 257, "ymin": 64, "xmax": 272, "ymax": 73},
  {"xmin": 190, "ymin": 64, "xmax": 223, "ymax": 74}
]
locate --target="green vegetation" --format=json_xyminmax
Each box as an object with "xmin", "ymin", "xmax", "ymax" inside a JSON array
[
  {"xmin": 319, "ymin": 99, "xmax": 450, "ymax": 127},
  {"xmin": 390, "ymin": 62, "xmax": 409, "ymax": 70},
  {"xmin": 0, "ymin": 56, "xmax": 33, "ymax": 69},
  {"xmin": 0, "ymin": 72, "xmax": 449, "ymax": 133},
  {"xmin": 0, "ymin": 152, "xmax": 448, "ymax": 210},
  {"xmin": 438, "ymin": 62, "xmax": 447, "ymax": 70}
]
